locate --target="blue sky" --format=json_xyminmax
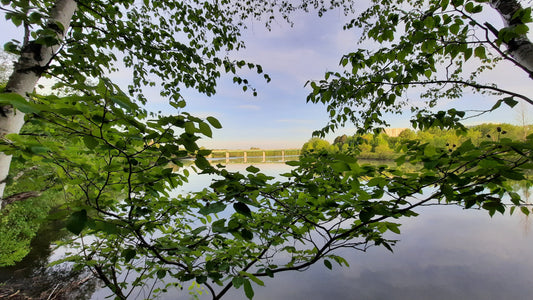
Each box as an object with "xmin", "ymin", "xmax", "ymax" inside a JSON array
[
  {"xmin": 145, "ymin": 10, "xmax": 364, "ymax": 149},
  {"xmin": 1, "ymin": 6, "xmax": 531, "ymax": 149}
]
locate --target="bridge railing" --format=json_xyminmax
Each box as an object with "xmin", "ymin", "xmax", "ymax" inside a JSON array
[{"xmin": 208, "ymin": 149, "xmax": 301, "ymax": 163}]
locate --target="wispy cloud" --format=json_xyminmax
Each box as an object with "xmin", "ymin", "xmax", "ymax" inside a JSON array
[
  {"xmin": 275, "ymin": 119, "xmax": 313, "ymax": 124},
  {"xmin": 237, "ymin": 104, "xmax": 261, "ymax": 110},
  {"xmin": 190, "ymin": 111, "xmax": 223, "ymax": 119}
]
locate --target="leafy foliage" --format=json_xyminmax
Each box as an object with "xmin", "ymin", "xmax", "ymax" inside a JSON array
[
  {"xmin": 301, "ymin": 136, "xmax": 331, "ymax": 152},
  {"xmin": 307, "ymin": 0, "xmax": 533, "ymax": 135},
  {"xmin": 2, "ymin": 79, "xmax": 530, "ymax": 298},
  {"xmin": 323, "ymin": 123, "xmax": 533, "ymax": 159},
  {"xmin": 0, "ymin": 158, "xmax": 59, "ymax": 266},
  {"xmin": 1, "ymin": 0, "xmax": 358, "ymax": 104},
  {"xmin": 1, "ymin": 0, "xmax": 532, "ymax": 299}
]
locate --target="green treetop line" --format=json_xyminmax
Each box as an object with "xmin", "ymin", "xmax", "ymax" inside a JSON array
[{"xmin": 303, "ymin": 123, "xmax": 533, "ymax": 160}]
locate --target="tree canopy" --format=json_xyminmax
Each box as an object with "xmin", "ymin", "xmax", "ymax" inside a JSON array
[{"xmin": 308, "ymin": 0, "xmax": 533, "ymax": 134}]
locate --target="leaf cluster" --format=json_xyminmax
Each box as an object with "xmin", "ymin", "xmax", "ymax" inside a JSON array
[{"xmin": 307, "ymin": 0, "xmax": 533, "ymax": 136}]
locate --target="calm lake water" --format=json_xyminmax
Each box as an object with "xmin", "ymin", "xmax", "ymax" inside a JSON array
[{"xmin": 3, "ymin": 162, "xmax": 533, "ymax": 299}]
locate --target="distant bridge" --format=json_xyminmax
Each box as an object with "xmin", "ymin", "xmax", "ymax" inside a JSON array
[{"xmin": 208, "ymin": 149, "xmax": 301, "ymax": 164}]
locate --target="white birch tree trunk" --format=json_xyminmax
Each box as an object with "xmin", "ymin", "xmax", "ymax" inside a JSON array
[
  {"xmin": 0, "ymin": 0, "xmax": 77, "ymax": 207},
  {"xmin": 491, "ymin": 0, "xmax": 533, "ymax": 76}
]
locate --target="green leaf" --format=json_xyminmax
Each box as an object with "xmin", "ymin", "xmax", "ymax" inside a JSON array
[
  {"xmin": 232, "ymin": 276, "xmax": 246, "ymax": 288},
  {"xmin": 490, "ymin": 99, "xmax": 502, "ymax": 111},
  {"xmin": 239, "ymin": 271, "xmax": 264, "ymax": 286},
  {"xmin": 386, "ymin": 222, "xmax": 401, "ymax": 234},
  {"xmin": 502, "ymin": 97, "xmax": 518, "ymax": 108},
  {"xmin": 199, "ymin": 122, "xmax": 213, "ymax": 138},
  {"xmin": 198, "ymin": 202, "xmax": 226, "ymax": 215},
  {"xmin": 30, "ymin": 146, "xmax": 48, "ymax": 154},
  {"xmin": 285, "ymin": 160, "xmax": 300, "ymax": 166},
  {"xmin": 482, "ymin": 201, "xmax": 505, "ymax": 216},
  {"xmin": 456, "ymin": 139, "xmax": 475, "ymax": 152},
  {"xmin": 243, "ymin": 279, "xmax": 254, "ymax": 299},
  {"xmin": 55, "ymin": 108, "xmax": 83, "ymax": 115},
  {"xmin": 234, "ymin": 202, "xmax": 252, "ymax": 217},
  {"xmin": 464, "ymin": 2, "xmax": 474, "ymax": 13},
  {"xmin": 423, "ymin": 16, "xmax": 434, "ymax": 28},
  {"xmin": 474, "ymin": 46, "xmax": 486, "ymax": 59},
  {"xmin": 514, "ymin": 24, "xmax": 529, "ymax": 35},
  {"xmin": 157, "ymin": 269, "xmax": 167, "ymax": 279},
  {"xmin": 520, "ymin": 206, "xmax": 530, "ymax": 216},
  {"xmin": 28, "ymin": 12, "xmax": 42, "ymax": 23},
  {"xmin": 359, "ymin": 207, "xmax": 374, "ymax": 223},
  {"xmin": 212, "ymin": 219, "xmax": 227, "ymax": 233},
  {"xmin": 83, "ymin": 135, "xmax": 99, "ymax": 150},
  {"xmin": 246, "ymin": 165, "xmax": 260, "ymax": 173},
  {"xmin": 0, "ymin": 93, "xmax": 41, "ymax": 113},
  {"xmin": 195, "ymin": 156, "xmax": 211, "ymax": 169},
  {"xmin": 184, "ymin": 122, "xmax": 196, "ymax": 134},
  {"xmin": 196, "ymin": 275, "xmax": 207, "ymax": 284},
  {"xmin": 449, "ymin": 23, "xmax": 460, "ymax": 35},
  {"xmin": 206, "ymin": 116, "xmax": 222, "ymax": 129},
  {"xmin": 99, "ymin": 221, "xmax": 119, "ymax": 234},
  {"xmin": 66, "ymin": 209, "xmax": 87, "ymax": 235},
  {"xmin": 240, "ymin": 228, "xmax": 253, "ymax": 240},
  {"xmin": 500, "ymin": 170, "xmax": 524, "ymax": 180},
  {"xmin": 324, "ymin": 259, "xmax": 332, "ymax": 270},
  {"xmin": 265, "ymin": 268, "xmax": 274, "ymax": 277},
  {"xmin": 332, "ymin": 161, "xmax": 350, "ymax": 172},
  {"xmin": 382, "ymin": 241, "xmax": 394, "ymax": 252},
  {"xmin": 464, "ymin": 47, "xmax": 473, "ymax": 60},
  {"xmin": 110, "ymin": 96, "xmax": 134, "ymax": 112},
  {"xmin": 122, "ymin": 248, "xmax": 136, "ymax": 263},
  {"xmin": 367, "ymin": 177, "xmax": 386, "ymax": 188},
  {"xmin": 424, "ymin": 144, "xmax": 437, "ymax": 156}
]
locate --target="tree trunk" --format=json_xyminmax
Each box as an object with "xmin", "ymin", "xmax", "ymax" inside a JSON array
[
  {"xmin": 491, "ymin": 0, "xmax": 533, "ymax": 76},
  {"xmin": 0, "ymin": 0, "xmax": 77, "ymax": 206}
]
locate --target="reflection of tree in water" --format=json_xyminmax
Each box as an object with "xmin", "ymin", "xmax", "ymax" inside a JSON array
[
  {"xmin": 514, "ymin": 181, "xmax": 532, "ymax": 235},
  {"xmin": 0, "ymin": 266, "xmax": 98, "ymax": 299},
  {"xmin": 521, "ymin": 187, "xmax": 531, "ymax": 235},
  {"xmin": 0, "ymin": 217, "xmax": 98, "ymax": 299}
]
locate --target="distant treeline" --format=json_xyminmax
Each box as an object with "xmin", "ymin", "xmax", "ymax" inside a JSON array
[{"xmin": 302, "ymin": 123, "xmax": 532, "ymax": 160}]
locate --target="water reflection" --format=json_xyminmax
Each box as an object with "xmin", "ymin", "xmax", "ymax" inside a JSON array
[
  {"xmin": 214, "ymin": 204, "xmax": 533, "ymax": 300},
  {"xmin": 208, "ymin": 155, "xmax": 300, "ymax": 165},
  {"xmin": 3, "ymin": 163, "xmax": 532, "ymax": 300},
  {"xmin": 164, "ymin": 164, "xmax": 533, "ymax": 300},
  {"xmin": 517, "ymin": 181, "xmax": 531, "ymax": 235},
  {"xmin": 0, "ymin": 217, "xmax": 98, "ymax": 299}
]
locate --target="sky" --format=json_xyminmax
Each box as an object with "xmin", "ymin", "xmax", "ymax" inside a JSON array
[{"xmin": 1, "ymin": 4, "xmax": 532, "ymax": 150}]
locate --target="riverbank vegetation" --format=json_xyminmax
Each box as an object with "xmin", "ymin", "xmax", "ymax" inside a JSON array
[{"xmin": 302, "ymin": 123, "xmax": 533, "ymax": 160}]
